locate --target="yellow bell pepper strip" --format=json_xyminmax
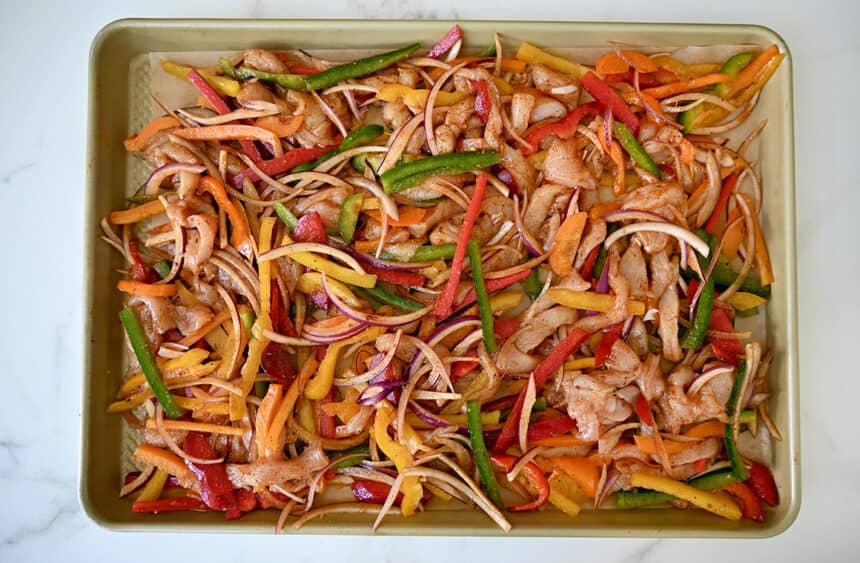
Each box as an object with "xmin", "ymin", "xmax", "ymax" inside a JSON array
[
  {"xmin": 160, "ymin": 59, "xmax": 241, "ymax": 97},
  {"xmin": 231, "ymin": 217, "xmax": 275, "ymax": 421},
  {"xmin": 515, "ymin": 42, "xmax": 593, "ymax": 80},
  {"xmin": 651, "ymin": 55, "xmax": 722, "ymax": 80},
  {"xmin": 118, "ymin": 349, "xmax": 210, "ymax": 396},
  {"xmin": 728, "ymin": 291, "xmax": 768, "ymax": 311},
  {"xmin": 304, "ymin": 43, "xmax": 421, "ymax": 91},
  {"xmin": 467, "ymin": 400, "xmax": 504, "ymax": 508},
  {"xmin": 267, "ymin": 243, "xmax": 377, "ymax": 288},
  {"xmin": 143, "ymin": 419, "xmax": 245, "ymax": 436},
  {"xmin": 297, "ymin": 272, "xmax": 363, "ymax": 308},
  {"xmin": 373, "ymin": 402, "xmax": 423, "ymax": 516},
  {"xmin": 546, "ymin": 288, "xmax": 646, "ymax": 315},
  {"xmin": 377, "ymin": 84, "xmax": 470, "ymax": 108},
  {"xmin": 563, "ymin": 357, "xmax": 597, "ymax": 371},
  {"xmin": 119, "ymin": 308, "xmax": 183, "ymax": 419},
  {"xmin": 616, "ymin": 468, "xmax": 738, "ymax": 509},
  {"xmin": 305, "ymin": 325, "xmax": 386, "ymax": 400},
  {"xmin": 549, "ymin": 211, "xmax": 587, "ymax": 276},
  {"xmin": 135, "ymin": 469, "xmax": 169, "ymax": 502},
  {"xmin": 629, "ymin": 472, "xmax": 742, "ymax": 520},
  {"xmin": 633, "ymin": 434, "xmax": 701, "ymax": 455},
  {"xmin": 488, "ymin": 291, "xmax": 522, "ymax": 315},
  {"xmin": 467, "ymin": 239, "xmax": 497, "ymax": 353},
  {"xmin": 547, "ymin": 471, "xmax": 583, "ymax": 518}
]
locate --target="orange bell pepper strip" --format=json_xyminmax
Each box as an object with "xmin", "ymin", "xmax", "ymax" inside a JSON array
[
  {"xmin": 633, "ymin": 434, "xmax": 701, "ymax": 455},
  {"xmin": 117, "ymin": 280, "xmax": 177, "ymax": 298},
  {"xmin": 173, "ymin": 125, "xmax": 283, "ymax": 157},
  {"xmin": 684, "ymin": 420, "xmax": 726, "ymax": 439},
  {"xmin": 723, "ymin": 44, "xmax": 780, "ymax": 99},
  {"xmin": 549, "ymin": 212, "xmax": 587, "ymax": 276},
  {"xmin": 363, "ymin": 207, "xmax": 427, "ymax": 227},
  {"xmin": 124, "ymin": 116, "xmax": 180, "ymax": 152},
  {"xmin": 548, "ymin": 456, "xmax": 600, "ymax": 498},
  {"xmin": 109, "ymin": 199, "xmax": 166, "ymax": 225},
  {"xmin": 595, "ymin": 51, "xmax": 657, "ymax": 75},
  {"xmin": 490, "ymin": 453, "xmax": 550, "ymax": 512},
  {"xmin": 198, "ymin": 176, "xmax": 252, "ymax": 258},
  {"xmin": 632, "ymin": 74, "xmax": 731, "ymax": 100}
]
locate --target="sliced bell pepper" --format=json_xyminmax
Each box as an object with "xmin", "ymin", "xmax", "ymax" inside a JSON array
[
  {"xmin": 494, "ymin": 328, "xmax": 588, "ymax": 452},
  {"xmin": 747, "ymin": 461, "xmax": 779, "ymax": 507},
  {"xmin": 128, "ymin": 240, "xmax": 157, "ymax": 283},
  {"xmin": 467, "ymin": 399, "xmax": 504, "ymax": 508},
  {"xmin": 456, "ymin": 269, "xmax": 532, "ymax": 311},
  {"xmin": 292, "ymin": 210, "xmax": 327, "ymax": 244},
  {"xmin": 681, "ymin": 232, "xmax": 717, "ymax": 350},
  {"xmin": 304, "ymin": 325, "xmax": 386, "ymax": 399},
  {"xmin": 183, "ymin": 432, "xmax": 245, "ymax": 519},
  {"xmin": 708, "ymin": 306, "xmax": 744, "ymax": 364},
  {"xmin": 630, "ymin": 472, "xmax": 741, "ymax": 520},
  {"xmin": 521, "ymin": 102, "xmax": 601, "ymax": 156},
  {"xmin": 304, "ymin": 43, "xmax": 421, "ymax": 91},
  {"xmin": 352, "ymin": 479, "xmax": 402, "ymax": 505},
  {"xmin": 353, "ymin": 285, "xmax": 425, "ymax": 312},
  {"xmin": 467, "ymin": 239, "xmax": 497, "ymax": 353},
  {"xmin": 493, "ymin": 317, "xmax": 521, "ymax": 341},
  {"xmin": 119, "ymin": 308, "xmax": 183, "ymax": 419},
  {"xmin": 273, "ymin": 202, "xmax": 299, "ymax": 231},
  {"xmin": 594, "ymin": 322, "xmax": 623, "ymax": 367},
  {"xmin": 230, "ymin": 144, "xmax": 338, "ymax": 188},
  {"xmin": 515, "ymin": 42, "xmax": 593, "ymax": 81},
  {"xmin": 616, "ymin": 468, "xmax": 738, "ymax": 509},
  {"xmin": 124, "ymin": 116, "xmax": 181, "ymax": 152},
  {"xmin": 337, "ymin": 194, "xmax": 363, "ymax": 244},
  {"xmin": 199, "ymin": 175, "xmax": 252, "ymax": 257},
  {"xmin": 427, "ymin": 24, "xmax": 463, "ymax": 59},
  {"xmin": 411, "ymin": 244, "xmax": 457, "ymax": 262},
  {"xmin": 545, "ymin": 288, "xmax": 647, "ymax": 316},
  {"xmin": 433, "ymin": 173, "xmax": 488, "ymax": 318},
  {"xmin": 711, "ymin": 257, "xmax": 771, "ymax": 298},
  {"xmin": 363, "ymin": 207, "xmax": 427, "ymax": 227},
  {"xmin": 219, "ymin": 58, "xmax": 306, "ymax": 90},
  {"xmin": 380, "ymin": 150, "xmax": 500, "ymax": 194},
  {"xmin": 376, "ymin": 84, "xmax": 469, "ymax": 108},
  {"xmin": 472, "ymin": 79, "xmax": 491, "ymax": 123},
  {"xmin": 613, "ymin": 122, "xmax": 662, "ymax": 179},
  {"xmin": 523, "ymin": 268, "xmax": 542, "ymax": 300},
  {"xmin": 490, "ymin": 453, "xmax": 550, "ymax": 512},
  {"xmin": 549, "ymin": 211, "xmax": 588, "ymax": 276},
  {"xmin": 704, "ymin": 173, "xmax": 740, "ymax": 234},
  {"xmin": 581, "ymin": 72, "xmax": 640, "ymax": 136},
  {"xmin": 549, "ymin": 456, "xmax": 600, "ymax": 499},
  {"xmin": 294, "ymin": 124, "xmax": 385, "ymax": 172},
  {"xmin": 547, "ymin": 471, "xmax": 583, "ymax": 518},
  {"xmin": 160, "ymin": 60, "xmax": 240, "ymax": 97},
  {"xmin": 722, "ymin": 481, "xmax": 764, "ymax": 522},
  {"xmin": 133, "ymin": 497, "xmax": 208, "ymax": 514},
  {"xmin": 318, "ymin": 390, "xmax": 336, "ymax": 439},
  {"xmin": 526, "ymin": 415, "xmax": 577, "ymax": 442},
  {"xmin": 373, "ymin": 402, "xmax": 423, "ymax": 516},
  {"xmin": 287, "ymin": 251, "xmax": 378, "ymax": 288},
  {"xmin": 359, "ymin": 263, "xmax": 425, "ymax": 288}
]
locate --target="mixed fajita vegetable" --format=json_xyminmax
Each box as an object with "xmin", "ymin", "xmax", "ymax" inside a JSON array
[{"xmin": 105, "ymin": 26, "xmax": 784, "ymax": 531}]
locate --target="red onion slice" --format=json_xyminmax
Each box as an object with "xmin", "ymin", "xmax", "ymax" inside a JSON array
[
  {"xmin": 687, "ymin": 364, "xmax": 734, "ymax": 395},
  {"xmin": 357, "ymin": 380, "xmax": 405, "ymax": 406},
  {"xmin": 322, "ymin": 272, "xmax": 431, "ymax": 328},
  {"xmin": 512, "ymin": 195, "xmax": 543, "ymax": 257},
  {"xmin": 144, "ymin": 163, "xmax": 206, "ymax": 195}
]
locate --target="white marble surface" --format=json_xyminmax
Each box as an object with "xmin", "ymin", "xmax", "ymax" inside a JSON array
[{"xmin": 1, "ymin": 0, "xmax": 857, "ymax": 560}]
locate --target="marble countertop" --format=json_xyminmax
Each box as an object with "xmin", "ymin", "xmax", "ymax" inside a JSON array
[{"xmin": 1, "ymin": 0, "xmax": 857, "ymax": 560}]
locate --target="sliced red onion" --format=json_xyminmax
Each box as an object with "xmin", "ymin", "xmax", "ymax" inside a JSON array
[
  {"xmin": 621, "ymin": 315, "xmax": 635, "ymax": 339},
  {"xmin": 377, "ymin": 113, "xmax": 423, "ymax": 175},
  {"xmin": 409, "ymin": 401, "xmax": 462, "ymax": 429},
  {"xmin": 358, "ymin": 380, "xmax": 405, "ymax": 406},
  {"xmin": 602, "ymin": 209, "xmax": 669, "ymax": 223},
  {"xmin": 585, "ymin": 257, "xmax": 611, "ymax": 316},
  {"xmin": 426, "ymin": 315, "xmax": 481, "ymax": 348},
  {"xmin": 144, "ymin": 163, "xmax": 206, "ymax": 195},
  {"xmin": 594, "ymin": 468, "xmax": 619, "ymax": 509},
  {"xmin": 512, "ymin": 195, "xmax": 543, "ymax": 257},
  {"xmin": 335, "ymin": 331, "xmax": 401, "ymax": 386},
  {"xmin": 301, "ymin": 317, "xmax": 368, "ymax": 343},
  {"xmin": 322, "ymin": 272, "xmax": 431, "ymax": 327},
  {"xmin": 562, "ymin": 187, "xmax": 581, "ymax": 220},
  {"xmin": 603, "ymin": 105, "xmax": 614, "ymax": 150},
  {"xmin": 605, "ymin": 222, "xmax": 710, "ymax": 257},
  {"xmin": 687, "ymin": 364, "xmax": 734, "ymax": 395}
]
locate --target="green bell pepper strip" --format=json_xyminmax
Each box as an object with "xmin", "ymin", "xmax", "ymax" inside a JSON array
[
  {"xmin": 219, "ymin": 58, "xmax": 307, "ymax": 90},
  {"xmin": 613, "ymin": 122, "xmax": 662, "ymax": 179},
  {"xmin": 592, "ymin": 245, "xmax": 608, "ymax": 281},
  {"xmin": 119, "ymin": 308, "xmax": 183, "ymax": 419},
  {"xmin": 337, "ymin": 194, "xmax": 364, "ymax": 244},
  {"xmin": 380, "ymin": 150, "xmax": 501, "ymax": 193},
  {"xmin": 479, "ymin": 42, "xmax": 497, "ymax": 57},
  {"xmin": 273, "ymin": 202, "xmax": 298, "ymax": 231},
  {"xmin": 292, "ymin": 150, "xmax": 338, "ymax": 172},
  {"xmin": 153, "ymin": 260, "xmax": 173, "ymax": 280},
  {"xmin": 725, "ymin": 361, "xmax": 751, "ymax": 481},
  {"xmin": 467, "ymin": 239, "xmax": 497, "ymax": 353},
  {"xmin": 681, "ymin": 232, "xmax": 717, "ymax": 350},
  {"xmin": 240, "ymin": 309, "xmax": 256, "ymax": 340},
  {"xmin": 303, "ymin": 43, "xmax": 421, "ymax": 91},
  {"xmin": 255, "ymin": 381, "xmax": 270, "ymax": 398},
  {"xmin": 500, "ymin": 397, "xmax": 547, "ymax": 421},
  {"xmin": 412, "ymin": 243, "xmax": 457, "ymax": 262},
  {"xmin": 679, "ymin": 52, "xmax": 754, "ymax": 133},
  {"xmin": 330, "ymin": 445, "xmax": 371, "ymax": 469},
  {"xmin": 712, "ymin": 257, "xmax": 770, "ymax": 298},
  {"xmin": 466, "ymin": 399, "xmax": 504, "ymax": 508},
  {"xmin": 523, "ymin": 268, "xmax": 542, "ymax": 301},
  {"xmin": 354, "ymin": 286, "xmax": 425, "ymax": 312},
  {"xmin": 616, "ymin": 468, "xmax": 738, "ymax": 509}
]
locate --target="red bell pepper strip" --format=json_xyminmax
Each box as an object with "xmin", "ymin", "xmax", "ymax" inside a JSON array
[
  {"xmin": 133, "ymin": 496, "xmax": 209, "ymax": 514},
  {"xmin": 704, "ymin": 173, "xmax": 739, "ymax": 234},
  {"xmin": 434, "ymin": 172, "xmax": 488, "ymax": 319},
  {"xmin": 579, "ymin": 245, "xmax": 601, "ymax": 280},
  {"xmin": 451, "ymin": 351, "xmax": 479, "ymax": 381},
  {"xmin": 594, "ymin": 322, "xmax": 623, "ymax": 367},
  {"xmin": 456, "ymin": 269, "xmax": 532, "ymax": 310},
  {"xmin": 634, "ymin": 393, "xmax": 656, "ymax": 427},
  {"xmin": 494, "ymin": 328, "xmax": 588, "ymax": 452},
  {"xmin": 351, "ymin": 479, "xmax": 402, "ymax": 504},
  {"xmin": 128, "ymin": 240, "xmax": 157, "ymax": 283},
  {"xmin": 288, "ymin": 65, "xmax": 320, "ymax": 75},
  {"xmin": 747, "ymin": 461, "xmax": 779, "ymax": 506},
  {"xmin": 230, "ymin": 143, "xmax": 338, "ymax": 188},
  {"xmin": 182, "ymin": 432, "xmax": 242, "ymax": 518},
  {"xmin": 708, "ymin": 306, "xmax": 743, "ymax": 364},
  {"xmin": 360, "ymin": 262, "xmax": 426, "ymax": 287},
  {"xmin": 493, "ymin": 317, "xmax": 521, "ymax": 341},
  {"xmin": 187, "ymin": 69, "xmax": 264, "ymax": 163},
  {"xmin": 522, "ymin": 101, "xmax": 601, "ymax": 155},
  {"xmin": 581, "ymin": 72, "xmax": 640, "ymax": 137},
  {"xmin": 722, "ymin": 481, "xmax": 764, "ymax": 522},
  {"xmin": 526, "ymin": 415, "xmax": 577, "ymax": 442},
  {"xmin": 427, "ymin": 24, "xmax": 463, "ymax": 59},
  {"xmin": 318, "ymin": 389, "xmax": 337, "ymax": 439},
  {"xmin": 262, "ymin": 282, "xmax": 299, "ymax": 385},
  {"xmin": 472, "ymin": 79, "xmax": 492, "ymax": 123},
  {"xmin": 293, "ymin": 211, "xmax": 327, "ymax": 243},
  {"xmin": 693, "ymin": 458, "xmax": 709, "ymax": 474},
  {"xmin": 489, "ymin": 453, "xmax": 550, "ymax": 512}
]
